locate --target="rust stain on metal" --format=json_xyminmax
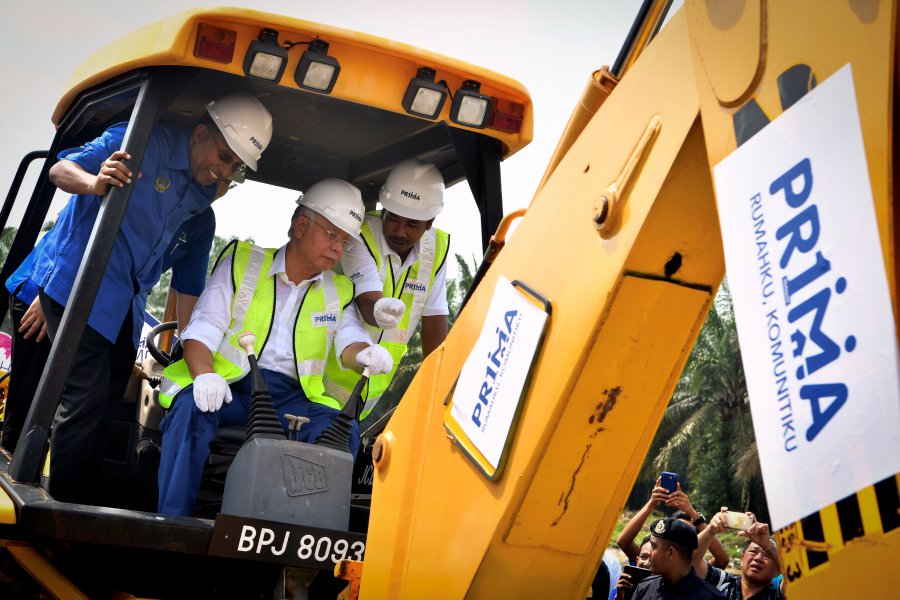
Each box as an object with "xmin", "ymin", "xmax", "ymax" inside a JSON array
[
  {"xmin": 552, "ymin": 442, "xmax": 592, "ymax": 526},
  {"xmin": 552, "ymin": 386, "xmax": 624, "ymax": 526},
  {"xmin": 588, "ymin": 386, "xmax": 622, "ymax": 426}
]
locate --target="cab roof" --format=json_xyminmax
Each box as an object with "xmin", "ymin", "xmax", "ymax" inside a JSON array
[{"xmin": 51, "ymin": 7, "xmax": 533, "ymax": 200}]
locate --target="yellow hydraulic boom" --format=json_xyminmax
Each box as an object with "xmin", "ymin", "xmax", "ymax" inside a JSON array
[{"xmin": 362, "ymin": 2, "xmax": 899, "ymax": 598}]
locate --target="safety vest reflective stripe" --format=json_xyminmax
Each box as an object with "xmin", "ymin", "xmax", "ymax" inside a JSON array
[
  {"xmin": 405, "ymin": 229, "xmax": 435, "ymax": 338},
  {"xmin": 231, "ymin": 244, "xmax": 267, "ymax": 331},
  {"xmin": 321, "ymin": 270, "xmax": 340, "ymax": 368},
  {"xmin": 297, "ymin": 360, "xmax": 327, "ymax": 377}
]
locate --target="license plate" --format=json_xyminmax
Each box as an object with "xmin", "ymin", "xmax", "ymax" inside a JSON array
[{"xmin": 208, "ymin": 513, "xmax": 366, "ymax": 570}]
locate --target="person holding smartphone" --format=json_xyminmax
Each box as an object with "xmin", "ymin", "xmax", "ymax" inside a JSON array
[
  {"xmin": 617, "ymin": 476, "xmax": 730, "ymax": 568},
  {"xmin": 692, "ymin": 507, "xmax": 784, "ymax": 599}
]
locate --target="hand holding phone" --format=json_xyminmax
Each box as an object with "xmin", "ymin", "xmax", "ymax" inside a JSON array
[
  {"xmin": 660, "ymin": 472, "xmax": 678, "ymax": 494},
  {"xmin": 724, "ymin": 511, "xmax": 754, "ymax": 530}
]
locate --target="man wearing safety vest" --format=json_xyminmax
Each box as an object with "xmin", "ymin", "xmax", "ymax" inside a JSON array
[
  {"xmin": 324, "ymin": 159, "xmax": 450, "ymax": 420},
  {"xmin": 156, "ymin": 179, "xmax": 394, "ymax": 517}
]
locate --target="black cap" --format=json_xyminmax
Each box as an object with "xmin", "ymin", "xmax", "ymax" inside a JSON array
[{"xmin": 649, "ymin": 517, "xmax": 698, "ymax": 550}]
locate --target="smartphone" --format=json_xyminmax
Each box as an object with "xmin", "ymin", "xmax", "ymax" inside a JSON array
[
  {"xmin": 660, "ymin": 471, "xmax": 678, "ymax": 494},
  {"xmin": 621, "ymin": 565, "xmax": 652, "ymax": 600},
  {"xmin": 724, "ymin": 511, "xmax": 754, "ymax": 530}
]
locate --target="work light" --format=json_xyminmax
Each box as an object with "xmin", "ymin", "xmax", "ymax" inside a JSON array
[
  {"xmin": 402, "ymin": 67, "xmax": 447, "ymax": 119},
  {"xmin": 450, "ymin": 80, "xmax": 493, "ymax": 129},
  {"xmin": 243, "ymin": 28, "xmax": 288, "ymax": 82},
  {"xmin": 294, "ymin": 40, "xmax": 341, "ymax": 93}
]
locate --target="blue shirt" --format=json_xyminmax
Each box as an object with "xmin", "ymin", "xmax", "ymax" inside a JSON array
[
  {"xmin": 9, "ymin": 122, "xmax": 217, "ymax": 346},
  {"xmin": 6, "ymin": 207, "xmax": 214, "ymax": 301}
]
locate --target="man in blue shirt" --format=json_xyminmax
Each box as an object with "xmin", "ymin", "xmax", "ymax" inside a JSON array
[
  {"xmin": 3, "ymin": 93, "xmax": 273, "ymax": 504},
  {"xmin": 3, "ymin": 200, "xmax": 218, "ymax": 453}
]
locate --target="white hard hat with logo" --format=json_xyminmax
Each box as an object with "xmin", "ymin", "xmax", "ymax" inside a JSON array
[
  {"xmin": 298, "ymin": 179, "xmax": 365, "ymax": 240},
  {"xmin": 379, "ymin": 159, "xmax": 444, "ymax": 221},
  {"xmin": 206, "ymin": 93, "xmax": 273, "ymax": 171}
]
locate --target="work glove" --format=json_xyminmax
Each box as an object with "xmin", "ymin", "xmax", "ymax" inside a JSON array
[
  {"xmin": 356, "ymin": 345, "xmax": 393, "ymax": 375},
  {"xmin": 192, "ymin": 372, "xmax": 233, "ymax": 412},
  {"xmin": 373, "ymin": 297, "xmax": 406, "ymax": 330}
]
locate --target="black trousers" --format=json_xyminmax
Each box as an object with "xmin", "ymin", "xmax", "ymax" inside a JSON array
[
  {"xmin": 40, "ymin": 290, "xmax": 136, "ymax": 504},
  {"xmin": 2, "ymin": 296, "xmax": 52, "ymax": 452}
]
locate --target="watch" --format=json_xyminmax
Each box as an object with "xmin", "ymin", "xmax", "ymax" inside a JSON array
[{"xmin": 692, "ymin": 513, "xmax": 707, "ymax": 526}]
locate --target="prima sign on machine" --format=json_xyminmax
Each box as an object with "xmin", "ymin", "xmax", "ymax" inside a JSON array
[{"xmin": 712, "ymin": 64, "xmax": 900, "ymax": 530}]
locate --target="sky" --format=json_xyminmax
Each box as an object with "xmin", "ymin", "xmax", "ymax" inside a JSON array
[{"xmin": 0, "ymin": 0, "xmax": 661, "ymax": 277}]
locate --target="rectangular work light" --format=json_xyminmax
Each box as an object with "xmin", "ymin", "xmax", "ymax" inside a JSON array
[
  {"xmin": 402, "ymin": 67, "xmax": 448, "ymax": 119},
  {"xmin": 243, "ymin": 28, "xmax": 288, "ymax": 82},
  {"xmin": 450, "ymin": 80, "xmax": 493, "ymax": 129},
  {"xmin": 294, "ymin": 39, "xmax": 340, "ymax": 93}
]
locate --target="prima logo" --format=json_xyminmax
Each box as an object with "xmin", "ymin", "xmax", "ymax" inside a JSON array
[
  {"xmin": 404, "ymin": 282, "xmax": 427, "ymax": 293},
  {"xmin": 349, "ymin": 209, "xmax": 362, "ymax": 222},
  {"xmin": 471, "ymin": 308, "xmax": 519, "ymax": 429},
  {"xmin": 249, "ymin": 136, "xmax": 263, "ymax": 151},
  {"xmin": 400, "ymin": 189, "xmax": 421, "ymax": 201},
  {"xmin": 312, "ymin": 312, "xmax": 337, "ymax": 327}
]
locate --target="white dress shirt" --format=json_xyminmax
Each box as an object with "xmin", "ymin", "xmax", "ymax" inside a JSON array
[
  {"xmin": 341, "ymin": 215, "xmax": 449, "ymax": 316},
  {"xmin": 182, "ymin": 245, "xmax": 370, "ymax": 377}
]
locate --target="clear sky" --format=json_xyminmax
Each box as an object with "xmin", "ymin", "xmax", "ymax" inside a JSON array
[{"xmin": 0, "ymin": 0, "xmax": 656, "ymax": 276}]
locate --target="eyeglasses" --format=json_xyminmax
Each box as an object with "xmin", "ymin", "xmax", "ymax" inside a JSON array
[
  {"xmin": 310, "ymin": 217, "xmax": 353, "ymax": 252},
  {"xmin": 210, "ymin": 131, "xmax": 247, "ymax": 175}
]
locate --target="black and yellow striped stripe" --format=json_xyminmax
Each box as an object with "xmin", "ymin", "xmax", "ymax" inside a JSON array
[{"xmin": 777, "ymin": 473, "xmax": 900, "ymax": 584}]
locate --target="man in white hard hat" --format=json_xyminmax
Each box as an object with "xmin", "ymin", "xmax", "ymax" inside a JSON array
[
  {"xmin": 3, "ymin": 93, "xmax": 273, "ymax": 504},
  {"xmin": 157, "ymin": 179, "xmax": 394, "ymax": 517},
  {"xmin": 324, "ymin": 158, "xmax": 450, "ymax": 421}
]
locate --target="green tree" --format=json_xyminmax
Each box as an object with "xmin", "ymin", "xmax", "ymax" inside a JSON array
[
  {"xmin": 144, "ymin": 234, "xmax": 254, "ymax": 321},
  {"xmin": 632, "ymin": 281, "xmax": 768, "ymax": 522}
]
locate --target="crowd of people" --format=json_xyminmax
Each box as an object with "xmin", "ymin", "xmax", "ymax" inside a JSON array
[
  {"xmin": 1, "ymin": 92, "xmax": 451, "ymax": 518},
  {"xmin": 592, "ymin": 479, "xmax": 785, "ymax": 600}
]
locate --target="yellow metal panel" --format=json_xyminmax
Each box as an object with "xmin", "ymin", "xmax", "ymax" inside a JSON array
[
  {"xmin": 5, "ymin": 543, "xmax": 91, "ymax": 600},
  {"xmin": 856, "ymin": 485, "xmax": 882, "ymax": 536},
  {"xmin": 361, "ymin": 12, "xmax": 727, "ymax": 598},
  {"xmin": 50, "ymin": 7, "xmax": 532, "ymax": 158},
  {"xmin": 0, "ymin": 487, "xmax": 15, "ymax": 525},
  {"xmin": 686, "ymin": 0, "xmax": 896, "ymax": 310},
  {"xmin": 686, "ymin": 0, "xmax": 765, "ymax": 106}
]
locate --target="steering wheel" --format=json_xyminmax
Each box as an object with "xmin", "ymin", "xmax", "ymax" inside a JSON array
[{"xmin": 146, "ymin": 321, "xmax": 179, "ymax": 367}]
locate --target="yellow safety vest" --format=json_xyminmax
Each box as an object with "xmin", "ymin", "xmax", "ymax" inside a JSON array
[
  {"xmin": 323, "ymin": 215, "xmax": 449, "ymax": 420},
  {"xmin": 159, "ymin": 241, "xmax": 354, "ymax": 410}
]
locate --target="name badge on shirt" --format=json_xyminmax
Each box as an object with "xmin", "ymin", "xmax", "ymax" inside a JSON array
[
  {"xmin": 404, "ymin": 281, "xmax": 427, "ymax": 294},
  {"xmin": 311, "ymin": 311, "xmax": 338, "ymax": 328}
]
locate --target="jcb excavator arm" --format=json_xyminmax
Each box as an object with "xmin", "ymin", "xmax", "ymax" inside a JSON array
[{"xmin": 361, "ymin": 2, "xmax": 897, "ymax": 598}]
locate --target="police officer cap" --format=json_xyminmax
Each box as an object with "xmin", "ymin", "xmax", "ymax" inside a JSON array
[{"xmin": 649, "ymin": 517, "xmax": 698, "ymax": 550}]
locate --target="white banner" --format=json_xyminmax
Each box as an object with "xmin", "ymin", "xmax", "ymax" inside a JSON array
[
  {"xmin": 450, "ymin": 276, "xmax": 547, "ymax": 469},
  {"xmin": 713, "ymin": 64, "xmax": 900, "ymax": 529}
]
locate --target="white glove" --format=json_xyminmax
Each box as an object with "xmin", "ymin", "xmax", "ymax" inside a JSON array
[
  {"xmin": 373, "ymin": 297, "xmax": 406, "ymax": 330},
  {"xmin": 192, "ymin": 372, "xmax": 233, "ymax": 412},
  {"xmin": 356, "ymin": 345, "xmax": 394, "ymax": 375}
]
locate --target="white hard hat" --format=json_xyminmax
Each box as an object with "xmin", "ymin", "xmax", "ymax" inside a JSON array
[
  {"xmin": 379, "ymin": 159, "xmax": 444, "ymax": 221},
  {"xmin": 299, "ymin": 179, "xmax": 365, "ymax": 240},
  {"xmin": 206, "ymin": 93, "xmax": 273, "ymax": 171}
]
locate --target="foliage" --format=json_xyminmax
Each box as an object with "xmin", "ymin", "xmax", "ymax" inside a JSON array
[
  {"xmin": 627, "ymin": 281, "xmax": 769, "ymax": 524},
  {"xmin": 145, "ymin": 234, "xmax": 253, "ymax": 321}
]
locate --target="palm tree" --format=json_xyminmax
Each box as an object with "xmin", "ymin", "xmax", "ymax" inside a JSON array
[{"xmin": 637, "ymin": 281, "xmax": 767, "ymax": 519}]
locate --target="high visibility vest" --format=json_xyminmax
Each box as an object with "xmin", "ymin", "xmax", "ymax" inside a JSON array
[
  {"xmin": 159, "ymin": 241, "xmax": 354, "ymax": 410},
  {"xmin": 323, "ymin": 215, "xmax": 449, "ymax": 420}
]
